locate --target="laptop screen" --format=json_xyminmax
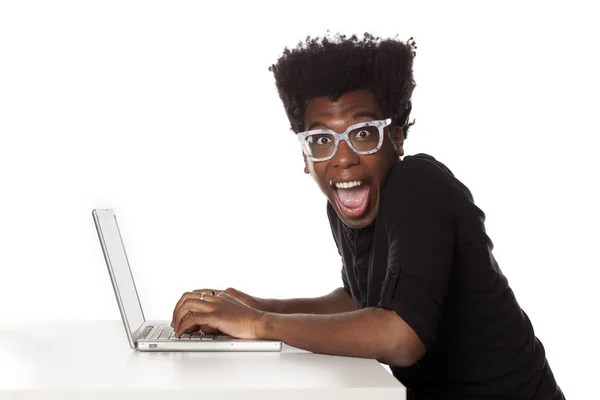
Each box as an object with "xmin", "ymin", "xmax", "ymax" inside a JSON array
[{"xmin": 94, "ymin": 210, "xmax": 145, "ymax": 339}]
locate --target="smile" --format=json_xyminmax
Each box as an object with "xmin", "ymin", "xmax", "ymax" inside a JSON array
[
  {"xmin": 331, "ymin": 180, "xmax": 364, "ymax": 189},
  {"xmin": 331, "ymin": 181, "xmax": 370, "ymax": 218}
]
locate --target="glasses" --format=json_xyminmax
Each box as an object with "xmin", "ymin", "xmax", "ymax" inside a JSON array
[{"xmin": 297, "ymin": 118, "xmax": 392, "ymax": 162}]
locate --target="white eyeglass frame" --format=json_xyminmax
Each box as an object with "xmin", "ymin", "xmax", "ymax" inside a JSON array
[{"xmin": 297, "ymin": 118, "xmax": 392, "ymax": 162}]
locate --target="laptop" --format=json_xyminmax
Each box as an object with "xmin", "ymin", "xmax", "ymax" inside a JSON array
[{"xmin": 92, "ymin": 208, "xmax": 282, "ymax": 352}]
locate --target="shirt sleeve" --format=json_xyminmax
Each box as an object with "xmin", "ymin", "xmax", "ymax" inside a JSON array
[{"xmin": 377, "ymin": 159, "xmax": 457, "ymax": 350}]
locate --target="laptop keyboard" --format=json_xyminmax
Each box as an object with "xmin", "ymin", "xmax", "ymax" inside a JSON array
[{"xmin": 143, "ymin": 325, "xmax": 214, "ymax": 341}]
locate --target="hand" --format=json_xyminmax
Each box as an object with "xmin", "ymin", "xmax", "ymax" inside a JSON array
[
  {"xmin": 209, "ymin": 287, "xmax": 266, "ymax": 311},
  {"xmin": 171, "ymin": 287, "xmax": 266, "ymax": 334},
  {"xmin": 171, "ymin": 291, "xmax": 266, "ymax": 339}
]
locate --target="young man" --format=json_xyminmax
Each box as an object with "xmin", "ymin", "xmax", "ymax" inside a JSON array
[{"xmin": 171, "ymin": 33, "xmax": 564, "ymax": 399}]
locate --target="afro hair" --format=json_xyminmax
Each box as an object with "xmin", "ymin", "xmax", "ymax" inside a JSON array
[{"xmin": 269, "ymin": 32, "xmax": 417, "ymax": 140}]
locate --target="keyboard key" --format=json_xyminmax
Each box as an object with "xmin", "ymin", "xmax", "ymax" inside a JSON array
[
  {"xmin": 150, "ymin": 326, "xmax": 165, "ymax": 340},
  {"xmin": 145, "ymin": 325, "xmax": 160, "ymax": 340},
  {"xmin": 202, "ymin": 334, "xmax": 214, "ymax": 340},
  {"xmin": 140, "ymin": 326, "xmax": 153, "ymax": 340},
  {"xmin": 191, "ymin": 333, "xmax": 203, "ymax": 340},
  {"xmin": 159, "ymin": 327, "xmax": 173, "ymax": 340},
  {"xmin": 181, "ymin": 334, "xmax": 192, "ymax": 339},
  {"xmin": 214, "ymin": 334, "xmax": 232, "ymax": 340}
]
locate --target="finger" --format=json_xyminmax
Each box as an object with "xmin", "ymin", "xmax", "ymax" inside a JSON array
[
  {"xmin": 222, "ymin": 287, "xmax": 238, "ymax": 296},
  {"xmin": 176, "ymin": 311, "xmax": 217, "ymax": 338},
  {"xmin": 223, "ymin": 288, "xmax": 246, "ymax": 301},
  {"xmin": 199, "ymin": 325, "xmax": 220, "ymax": 335},
  {"xmin": 174, "ymin": 297, "xmax": 212, "ymax": 332},
  {"xmin": 216, "ymin": 292, "xmax": 237, "ymax": 303},
  {"xmin": 172, "ymin": 291, "xmax": 209, "ymax": 327},
  {"xmin": 173, "ymin": 298, "xmax": 214, "ymax": 333},
  {"xmin": 172, "ymin": 292, "xmax": 221, "ymax": 328},
  {"xmin": 193, "ymin": 288, "xmax": 224, "ymax": 296},
  {"xmin": 197, "ymin": 293, "xmax": 219, "ymax": 303},
  {"xmin": 172, "ymin": 292, "xmax": 197, "ymax": 326}
]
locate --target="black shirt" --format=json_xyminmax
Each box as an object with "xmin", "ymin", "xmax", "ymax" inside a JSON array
[{"xmin": 327, "ymin": 153, "xmax": 565, "ymax": 400}]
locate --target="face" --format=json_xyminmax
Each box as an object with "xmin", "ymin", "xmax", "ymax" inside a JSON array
[{"xmin": 302, "ymin": 89, "xmax": 405, "ymax": 229}]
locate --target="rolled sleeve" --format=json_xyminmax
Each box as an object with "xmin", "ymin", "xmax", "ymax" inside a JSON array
[{"xmin": 377, "ymin": 161, "xmax": 457, "ymax": 350}]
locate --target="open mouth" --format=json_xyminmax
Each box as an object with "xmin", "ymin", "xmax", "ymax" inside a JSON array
[{"xmin": 331, "ymin": 180, "xmax": 371, "ymax": 218}]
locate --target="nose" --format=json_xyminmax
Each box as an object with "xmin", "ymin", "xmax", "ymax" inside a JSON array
[{"xmin": 331, "ymin": 139, "xmax": 359, "ymax": 168}]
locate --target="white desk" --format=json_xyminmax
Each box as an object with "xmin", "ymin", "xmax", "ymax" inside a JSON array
[{"xmin": 0, "ymin": 320, "xmax": 406, "ymax": 400}]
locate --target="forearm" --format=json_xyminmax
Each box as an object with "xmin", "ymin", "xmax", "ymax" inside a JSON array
[
  {"xmin": 257, "ymin": 307, "xmax": 417, "ymax": 366},
  {"xmin": 260, "ymin": 297, "xmax": 320, "ymax": 314},
  {"xmin": 259, "ymin": 288, "xmax": 355, "ymax": 315}
]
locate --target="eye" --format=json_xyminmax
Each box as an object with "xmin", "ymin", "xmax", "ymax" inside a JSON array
[
  {"xmin": 315, "ymin": 135, "xmax": 332, "ymax": 145},
  {"xmin": 355, "ymin": 129, "xmax": 371, "ymax": 139}
]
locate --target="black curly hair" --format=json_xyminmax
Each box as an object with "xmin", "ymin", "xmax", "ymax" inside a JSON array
[{"xmin": 268, "ymin": 32, "xmax": 417, "ymax": 141}]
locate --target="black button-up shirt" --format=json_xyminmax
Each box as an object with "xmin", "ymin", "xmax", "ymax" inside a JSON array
[{"xmin": 327, "ymin": 153, "xmax": 564, "ymax": 400}]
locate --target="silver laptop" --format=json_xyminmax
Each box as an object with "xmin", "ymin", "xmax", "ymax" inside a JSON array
[{"xmin": 92, "ymin": 208, "xmax": 282, "ymax": 352}]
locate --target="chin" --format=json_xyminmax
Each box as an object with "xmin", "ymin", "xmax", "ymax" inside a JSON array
[{"xmin": 343, "ymin": 212, "xmax": 376, "ymax": 229}]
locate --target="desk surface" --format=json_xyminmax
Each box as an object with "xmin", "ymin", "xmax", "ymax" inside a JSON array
[{"xmin": 0, "ymin": 320, "xmax": 405, "ymax": 400}]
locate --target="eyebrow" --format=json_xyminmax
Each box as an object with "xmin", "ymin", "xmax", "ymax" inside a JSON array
[{"xmin": 306, "ymin": 110, "xmax": 379, "ymax": 131}]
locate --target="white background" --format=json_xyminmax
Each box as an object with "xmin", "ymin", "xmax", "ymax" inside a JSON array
[{"xmin": 1, "ymin": 0, "xmax": 598, "ymax": 397}]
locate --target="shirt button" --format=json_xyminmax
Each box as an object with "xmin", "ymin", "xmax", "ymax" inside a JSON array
[
  {"xmin": 356, "ymin": 258, "xmax": 363, "ymax": 265},
  {"xmin": 390, "ymin": 268, "xmax": 396, "ymax": 274},
  {"xmin": 346, "ymin": 233, "xmax": 353, "ymax": 240},
  {"xmin": 358, "ymin": 283, "xmax": 364, "ymax": 291}
]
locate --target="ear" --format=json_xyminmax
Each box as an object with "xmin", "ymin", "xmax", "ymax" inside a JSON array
[
  {"xmin": 302, "ymin": 152, "xmax": 309, "ymax": 174},
  {"xmin": 392, "ymin": 126, "xmax": 405, "ymax": 157}
]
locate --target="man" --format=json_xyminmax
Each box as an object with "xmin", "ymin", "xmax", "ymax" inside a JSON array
[{"xmin": 171, "ymin": 33, "xmax": 564, "ymax": 399}]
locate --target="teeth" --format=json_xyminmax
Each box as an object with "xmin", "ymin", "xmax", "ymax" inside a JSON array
[{"xmin": 334, "ymin": 180, "xmax": 363, "ymax": 189}]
